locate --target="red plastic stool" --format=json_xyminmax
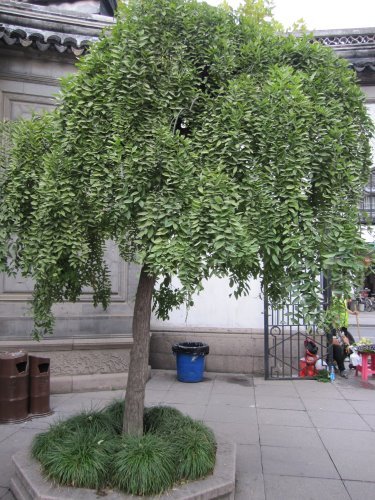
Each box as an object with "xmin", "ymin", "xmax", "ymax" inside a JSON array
[{"xmin": 355, "ymin": 353, "xmax": 375, "ymax": 381}]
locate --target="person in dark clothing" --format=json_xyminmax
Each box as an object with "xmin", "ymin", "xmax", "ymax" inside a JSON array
[
  {"xmin": 364, "ymin": 271, "xmax": 375, "ymax": 296},
  {"xmin": 330, "ymin": 329, "xmax": 355, "ymax": 377},
  {"xmin": 327, "ymin": 296, "xmax": 358, "ymax": 378}
]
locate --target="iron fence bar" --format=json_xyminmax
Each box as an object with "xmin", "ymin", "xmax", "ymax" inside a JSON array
[
  {"xmin": 265, "ymin": 290, "xmax": 328, "ymax": 380},
  {"xmin": 264, "ymin": 291, "xmax": 269, "ymax": 380}
]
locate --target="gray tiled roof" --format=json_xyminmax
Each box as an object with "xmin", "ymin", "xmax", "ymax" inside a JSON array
[
  {"xmin": 314, "ymin": 28, "xmax": 375, "ymax": 73},
  {"xmin": 0, "ymin": 23, "xmax": 95, "ymax": 54},
  {"xmin": 1, "ymin": 1, "xmax": 374, "ymax": 75},
  {"xmin": 0, "ymin": 0, "xmax": 114, "ymax": 54}
]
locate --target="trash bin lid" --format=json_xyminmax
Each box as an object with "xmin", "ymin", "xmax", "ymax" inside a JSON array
[
  {"xmin": 0, "ymin": 350, "xmax": 27, "ymax": 360},
  {"xmin": 0, "ymin": 351, "xmax": 28, "ymax": 376},
  {"xmin": 172, "ymin": 342, "xmax": 209, "ymax": 355}
]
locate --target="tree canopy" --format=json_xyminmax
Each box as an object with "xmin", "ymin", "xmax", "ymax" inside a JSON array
[{"xmin": 0, "ymin": 0, "xmax": 373, "ymax": 338}]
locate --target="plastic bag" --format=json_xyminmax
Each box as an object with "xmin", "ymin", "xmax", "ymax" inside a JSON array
[{"xmin": 350, "ymin": 351, "xmax": 362, "ymax": 367}]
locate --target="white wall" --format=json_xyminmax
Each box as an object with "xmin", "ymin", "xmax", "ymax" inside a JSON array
[{"xmin": 151, "ymin": 276, "xmax": 264, "ymax": 330}]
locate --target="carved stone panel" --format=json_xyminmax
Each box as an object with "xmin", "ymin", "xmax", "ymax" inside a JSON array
[
  {"xmin": 41, "ymin": 349, "xmax": 131, "ymax": 376},
  {"xmin": 0, "ymin": 241, "xmax": 128, "ymax": 302},
  {"xmin": 2, "ymin": 92, "xmax": 55, "ymax": 120},
  {"xmin": 0, "ymin": 90, "xmax": 130, "ymax": 308}
]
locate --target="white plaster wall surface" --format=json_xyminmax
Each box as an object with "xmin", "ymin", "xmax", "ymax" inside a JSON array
[
  {"xmin": 363, "ymin": 86, "xmax": 375, "ymax": 100},
  {"xmin": 45, "ymin": 1, "xmax": 101, "ymax": 14},
  {"xmin": 151, "ymin": 276, "xmax": 264, "ymax": 330}
]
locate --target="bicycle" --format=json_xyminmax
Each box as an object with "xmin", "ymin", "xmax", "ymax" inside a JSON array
[
  {"xmin": 356, "ymin": 289, "xmax": 375, "ymax": 312},
  {"xmin": 365, "ymin": 296, "xmax": 375, "ymax": 312}
]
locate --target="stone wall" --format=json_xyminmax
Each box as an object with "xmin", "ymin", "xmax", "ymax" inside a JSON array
[
  {"xmin": 0, "ymin": 46, "xmax": 139, "ymax": 392},
  {"xmin": 0, "ymin": 336, "xmax": 132, "ymax": 392},
  {"xmin": 0, "ymin": 48, "xmax": 141, "ymax": 342},
  {"xmin": 150, "ymin": 327, "xmax": 265, "ymax": 376}
]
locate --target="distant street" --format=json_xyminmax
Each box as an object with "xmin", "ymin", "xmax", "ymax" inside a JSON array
[{"xmin": 349, "ymin": 311, "xmax": 375, "ymax": 342}]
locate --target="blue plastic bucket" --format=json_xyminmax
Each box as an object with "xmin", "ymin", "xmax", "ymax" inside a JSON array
[{"xmin": 172, "ymin": 342, "xmax": 209, "ymax": 383}]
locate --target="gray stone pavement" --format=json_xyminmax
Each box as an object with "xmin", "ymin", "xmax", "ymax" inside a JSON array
[
  {"xmin": 349, "ymin": 309, "xmax": 375, "ymax": 324},
  {"xmin": 1, "ymin": 369, "xmax": 375, "ymax": 500}
]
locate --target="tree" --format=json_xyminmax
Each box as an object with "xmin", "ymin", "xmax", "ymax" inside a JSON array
[{"xmin": 0, "ymin": 0, "xmax": 373, "ymax": 435}]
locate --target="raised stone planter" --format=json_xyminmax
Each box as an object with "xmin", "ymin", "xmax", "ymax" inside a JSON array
[{"xmin": 11, "ymin": 439, "xmax": 235, "ymax": 500}]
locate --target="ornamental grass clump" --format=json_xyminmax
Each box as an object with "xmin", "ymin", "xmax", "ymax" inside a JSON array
[
  {"xmin": 32, "ymin": 421, "xmax": 70, "ymax": 462},
  {"xmin": 143, "ymin": 405, "xmax": 186, "ymax": 434},
  {"xmin": 31, "ymin": 410, "xmax": 117, "ymax": 461},
  {"xmin": 31, "ymin": 403, "xmax": 217, "ymax": 495},
  {"xmin": 170, "ymin": 421, "xmax": 217, "ymax": 480},
  {"xmin": 111, "ymin": 434, "xmax": 176, "ymax": 495},
  {"xmin": 59, "ymin": 408, "xmax": 117, "ymax": 435},
  {"xmin": 101, "ymin": 399, "xmax": 125, "ymax": 434},
  {"xmin": 34, "ymin": 426, "xmax": 116, "ymax": 489},
  {"xmin": 144, "ymin": 406, "xmax": 217, "ymax": 481}
]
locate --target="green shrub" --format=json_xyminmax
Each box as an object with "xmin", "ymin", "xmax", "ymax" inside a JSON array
[{"xmin": 112, "ymin": 434, "xmax": 176, "ymax": 495}]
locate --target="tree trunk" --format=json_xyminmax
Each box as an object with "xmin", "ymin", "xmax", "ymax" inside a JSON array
[{"xmin": 123, "ymin": 265, "xmax": 155, "ymax": 435}]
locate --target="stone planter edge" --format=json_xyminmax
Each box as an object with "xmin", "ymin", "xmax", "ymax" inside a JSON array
[{"xmin": 11, "ymin": 438, "xmax": 236, "ymax": 500}]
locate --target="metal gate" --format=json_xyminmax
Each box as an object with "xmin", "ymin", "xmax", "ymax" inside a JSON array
[{"xmin": 264, "ymin": 293, "xmax": 328, "ymax": 380}]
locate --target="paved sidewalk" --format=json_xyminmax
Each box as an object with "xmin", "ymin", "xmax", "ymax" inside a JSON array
[{"xmin": 1, "ymin": 370, "xmax": 375, "ymax": 500}]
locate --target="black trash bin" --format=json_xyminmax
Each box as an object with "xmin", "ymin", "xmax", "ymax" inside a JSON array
[
  {"xmin": 29, "ymin": 355, "xmax": 52, "ymax": 417},
  {"xmin": 172, "ymin": 342, "xmax": 209, "ymax": 382},
  {"xmin": 0, "ymin": 351, "xmax": 29, "ymax": 423}
]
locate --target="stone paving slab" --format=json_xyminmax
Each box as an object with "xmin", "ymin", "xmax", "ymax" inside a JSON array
[
  {"xmin": 0, "ymin": 488, "xmax": 8, "ymax": 499},
  {"xmin": 202, "ymin": 420, "xmax": 260, "ymax": 445},
  {"xmin": 308, "ymin": 410, "xmax": 371, "ymax": 431},
  {"xmin": 211, "ymin": 378, "xmax": 253, "ymax": 395},
  {"xmin": 264, "ymin": 476, "xmax": 351, "ymax": 500},
  {"xmin": 256, "ymin": 408, "xmax": 313, "ymax": 427},
  {"xmin": 361, "ymin": 413, "xmax": 375, "ymax": 430},
  {"xmin": 233, "ymin": 445, "xmax": 265, "ymax": 500},
  {"xmin": 68, "ymin": 390, "xmax": 125, "ymax": 400},
  {"xmin": 317, "ymin": 428, "xmax": 375, "ymax": 452},
  {"xmin": 163, "ymin": 390, "xmax": 213, "ymax": 405},
  {"xmin": 0, "ymin": 491, "xmax": 14, "ymax": 500},
  {"xmin": 336, "ymin": 387, "xmax": 375, "ymax": 401},
  {"xmin": 293, "ymin": 381, "xmax": 346, "ymax": 399},
  {"xmin": 327, "ymin": 448, "xmax": 375, "ymax": 482},
  {"xmin": 1, "ymin": 370, "xmax": 375, "ymax": 500},
  {"xmin": 235, "ymin": 478, "xmax": 264, "ymax": 500},
  {"xmin": 344, "ymin": 480, "xmax": 375, "ymax": 500},
  {"xmin": 167, "ymin": 403, "xmax": 207, "ymax": 420},
  {"xmin": 302, "ymin": 397, "xmax": 356, "ymax": 413},
  {"xmin": 0, "ymin": 429, "xmax": 41, "ymax": 489},
  {"xmin": 254, "ymin": 385, "xmax": 298, "ymax": 398},
  {"xmin": 261, "ymin": 446, "xmax": 340, "ymax": 479},
  {"xmin": 207, "ymin": 392, "xmax": 255, "ymax": 407},
  {"xmin": 258, "ymin": 425, "xmax": 325, "ymax": 449},
  {"xmin": 204, "ymin": 404, "xmax": 257, "ymax": 424},
  {"xmin": 255, "ymin": 395, "xmax": 305, "ymax": 411},
  {"xmin": 348, "ymin": 399, "xmax": 375, "ymax": 414},
  {"xmin": 0, "ymin": 426, "xmax": 19, "ymax": 443}
]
